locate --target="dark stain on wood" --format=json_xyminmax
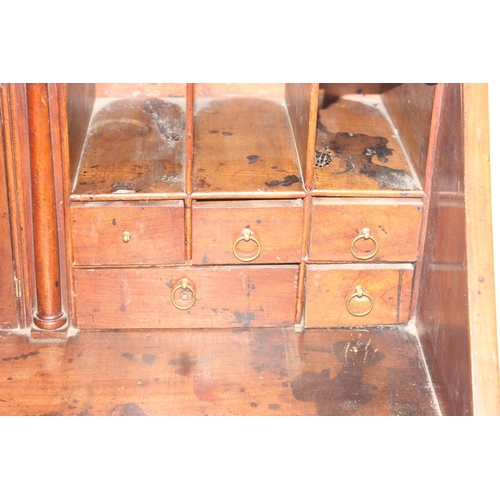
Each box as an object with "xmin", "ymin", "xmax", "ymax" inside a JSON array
[
  {"xmin": 316, "ymin": 128, "xmax": 416, "ymax": 190},
  {"xmin": 110, "ymin": 403, "xmax": 147, "ymax": 416},
  {"xmin": 291, "ymin": 337, "xmax": 385, "ymax": 415},
  {"xmin": 265, "ymin": 174, "xmax": 301, "ymax": 188},
  {"xmin": 234, "ymin": 311, "xmax": 255, "ymax": 327},
  {"xmin": 268, "ymin": 403, "xmax": 281, "ymax": 410},
  {"xmin": 142, "ymin": 354, "xmax": 156, "ymax": 365},
  {"xmin": 2, "ymin": 351, "xmax": 39, "ymax": 362},
  {"xmin": 122, "ymin": 353, "xmax": 135, "ymax": 361},
  {"xmin": 247, "ymin": 155, "xmax": 260, "ymax": 164},
  {"xmin": 169, "ymin": 352, "xmax": 198, "ymax": 376}
]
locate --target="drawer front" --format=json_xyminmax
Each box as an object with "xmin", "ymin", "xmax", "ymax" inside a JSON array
[
  {"xmin": 192, "ymin": 200, "xmax": 303, "ymax": 264},
  {"xmin": 71, "ymin": 201, "xmax": 185, "ymax": 265},
  {"xmin": 309, "ymin": 198, "xmax": 422, "ymax": 262},
  {"xmin": 74, "ymin": 265, "xmax": 299, "ymax": 329},
  {"xmin": 305, "ymin": 264, "xmax": 414, "ymax": 327}
]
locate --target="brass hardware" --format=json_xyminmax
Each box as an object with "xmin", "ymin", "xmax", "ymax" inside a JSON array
[
  {"xmin": 346, "ymin": 285, "xmax": 374, "ymax": 317},
  {"xmin": 350, "ymin": 227, "xmax": 379, "ymax": 260},
  {"xmin": 14, "ymin": 278, "xmax": 21, "ymax": 298},
  {"xmin": 233, "ymin": 228, "xmax": 261, "ymax": 262},
  {"xmin": 122, "ymin": 231, "xmax": 132, "ymax": 243},
  {"xmin": 171, "ymin": 278, "xmax": 196, "ymax": 310}
]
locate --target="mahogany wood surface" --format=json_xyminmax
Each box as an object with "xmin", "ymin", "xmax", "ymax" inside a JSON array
[
  {"xmin": 381, "ymin": 83, "xmax": 435, "ymax": 187},
  {"xmin": 72, "ymin": 98, "xmax": 185, "ymax": 200},
  {"xmin": 415, "ymin": 83, "xmax": 472, "ymax": 415},
  {"xmin": 313, "ymin": 96, "xmax": 423, "ymax": 198},
  {"xmin": 26, "ymin": 84, "xmax": 67, "ymax": 331},
  {"xmin": 284, "ymin": 84, "xmax": 318, "ymax": 185},
  {"xmin": 0, "ymin": 327, "xmax": 438, "ymax": 416},
  {"xmin": 2, "ymin": 85, "xmax": 34, "ymax": 328},
  {"xmin": 70, "ymin": 201, "xmax": 185, "ymax": 266},
  {"xmin": 0, "ymin": 107, "xmax": 17, "ymax": 328},
  {"xmin": 193, "ymin": 98, "xmax": 305, "ymax": 199},
  {"xmin": 64, "ymin": 84, "xmax": 96, "ymax": 186},
  {"xmin": 74, "ymin": 266, "xmax": 299, "ymax": 329},
  {"xmin": 305, "ymin": 264, "xmax": 413, "ymax": 328},
  {"xmin": 308, "ymin": 198, "xmax": 423, "ymax": 263},
  {"xmin": 192, "ymin": 200, "xmax": 303, "ymax": 265},
  {"xmin": 462, "ymin": 83, "xmax": 500, "ymax": 415}
]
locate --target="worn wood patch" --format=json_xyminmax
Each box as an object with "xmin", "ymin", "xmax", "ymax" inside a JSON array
[
  {"xmin": 0, "ymin": 327, "xmax": 438, "ymax": 415},
  {"xmin": 193, "ymin": 98, "xmax": 305, "ymax": 199},
  {"xmin": 72, "ymin": 98, "xmax": 185, "ymax": 199},
  {"xmin": 313, "ymin": 97, "xmax": 423, "ymax": 198}
]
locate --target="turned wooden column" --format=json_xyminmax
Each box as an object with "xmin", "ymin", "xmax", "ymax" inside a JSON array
[{"xmin": 27, "ymin": 84, "xmax": 67, "ymax": 330}]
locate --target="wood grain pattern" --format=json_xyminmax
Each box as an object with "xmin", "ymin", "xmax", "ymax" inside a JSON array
[
  {"xmin": 70, "ymin": 201, "xmax": 185, "ymax": 266},
  {"xmin": 462, "ymin": 83, "xmax": 500, "ymax": 415},
  {"xmin": 415, "ymin": 83, "xmax": 473, "ymax": 415},
  {"xmin": 285, "ymin": 84, "xmax": 318, "ymax": 185},
  {"xmin": 193, "ymin": 98, "xmax": 305, "ymax": 198},
  {"xmin": 309, "ymin": 198, "xmax": 423, "ymax": 263},
  {"xmin": 26, "ymin": 84, "xmax": 67, "ymax": 331},
  {"xmin": 72, "ymin": 98, "xmax": 185, "ymax": 199},
  {"xmin": 381, "ymin": 83, "xmax": 436, "ymax": 187},
  {"xmin": 305, "ymin": 264, "xmax": 413, "ymax": 328},
  {"xmin": 313, "ymin": 96, "xmax": 423, "ymax": 198},
  {"xmin": 192, "ymin": 200, "xmax": 303, "ymax": 264},
  {"xmin": 74, "ymin": 266, "xmax": 299, "ymax": 329},
  {"xmin": 0, "ymin": 327, "xmax": 438, "ymax": 416},
  {"xmin": 0, "ymin": 104, "xmax": 18, "ymax": 328},
  {"xmin": 64, "ymin": 84, "xmax": 96, "ymax": 187}
]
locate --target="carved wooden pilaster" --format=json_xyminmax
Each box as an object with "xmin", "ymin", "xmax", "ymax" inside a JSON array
[{"xmin": 26, "ymin": 84, "xmax": 67, "ymax": 331}]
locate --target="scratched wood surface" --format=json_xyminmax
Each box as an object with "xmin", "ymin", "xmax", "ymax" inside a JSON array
[
  {"xmin": 309, "ymin": 198, "xmax": 423, "ymax": 263},
  {"xmin": 72, "ymin": 98, "xmax": 185, "ymax": 200},
  {"xmin": 70, "ymin": 201, "xmax": 185, "ymax": 266},
  {"xmin": 192, "ymin": 200, "xmax": 303, "ymax": 265},
  {"xmin": 73, "ymin": 266, "xmax": 299, "ymax": 330},
  {"xmin": 0, "ymin": 327, "xmax": 438, "ymax": 416},
  {"xmin": 305, "ymin": 264, "xmax": 413, "ymax": 328},
  {"xmin": 313, "ymin": 96, "xmax": 423, "ymax": 198},
  {"xmin": 193, "ymin": 98, "xmax": 305, "ymax": 199}
]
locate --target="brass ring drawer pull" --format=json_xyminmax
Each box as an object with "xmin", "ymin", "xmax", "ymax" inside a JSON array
[
  {"xmin": 346, "ymin": 285, "xmax": 374, "ymax": 317},
  {"xmin": 233, "ymin": 228, "xmax": 261, "ymax": 262},
  {"xmin": 171, "ymin": 278, "xmax": 196, "ymax": 310},
  {"xmin": 122, "ymin": 230, "xmax": 132, "ymax": 243},
  {"xmin": 350, "ymin": 227, "xmax": 379, "ymax": 260}
]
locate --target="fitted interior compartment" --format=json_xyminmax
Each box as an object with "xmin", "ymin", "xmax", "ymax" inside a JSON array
[
  {"xmin": 66, "ymin": 84, "xmax": 186, "ymax": 201},
  {"xmin": 192, "ymin": 83, "xmax": 313, "ymax": 199},
  {"xmin": 312, "ymin": 83, "xmax": 435, "ymax": 198}
]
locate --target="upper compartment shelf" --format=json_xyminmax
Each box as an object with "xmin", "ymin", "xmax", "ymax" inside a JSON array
[
  {"xmin": 192, "ymin": 84, "xmax": 309, "ymax": 199},
  {"xmin": 71, "ymin": 91, "xmax": 186, "ymax": 201},
  {"xmin": 312, "ymin": 87, "xmax": 424, "ymax": 198}
]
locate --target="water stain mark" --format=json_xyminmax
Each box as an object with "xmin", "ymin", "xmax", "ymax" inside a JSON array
[
  {"xmin": 2, "ymin": 351, "xmax": 39, "ymax": 362},
  {"xmin": 142, "ymin": 354, "xmax": 156, "ymax": 365},
  {"xmin": 315, "ymin": 128, "xmax": 416, "ymax": 190},
  {"xmin": 247, "ymin": 155, "xmax": 260, "ymax": 164},
  {"xmin": 265, "ymin": 174, "xmax": 301, "ymax": 188},
  {"xmin": 169, "ymin": 352, "xmax": 198, "ymax": 376},
  {"xmin": 122, "ymin": 353, "xmax": 135, "ymax": 361},
  {"xmin": 233, "ymin": 311, "xmax": 255, "ymax": 328},
  {"xmin": 110, "ymin": 403, "xmax": 147, "ymax": 416},
  {"xmin": 291, "ymin": 337, "xmax": 385, "ymax": 415}
]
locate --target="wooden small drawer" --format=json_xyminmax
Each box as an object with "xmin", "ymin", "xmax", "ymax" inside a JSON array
[
  {"xmin": 305, "ymin": 264, "xmax": 414, "ymax": 327},
  {"xmin": 70, "ymin": 201, "xmax": 185, "ymax": 266},
  {"xmin": 309, "ymin": 198, "xmax": 423, "ymax": 263},
  {"xmin": 74, "ymin": 265, "xmax": 299, "ymax": 329},
  {"xmin": 192, "ymin": 200, "xmax": 303, "ymax": 264}
]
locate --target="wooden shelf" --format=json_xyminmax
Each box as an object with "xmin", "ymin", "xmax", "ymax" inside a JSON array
[
  {"xmin": 313, "ymin": 95, "xmax": 423, "ymax": 198},
  {"xmin": 193, "ymin": 98, "xmax": 306, "ymax": 199},
  {"xmin": 71, "ymin": 98, "xmax": 186, "ymax": 201}
]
